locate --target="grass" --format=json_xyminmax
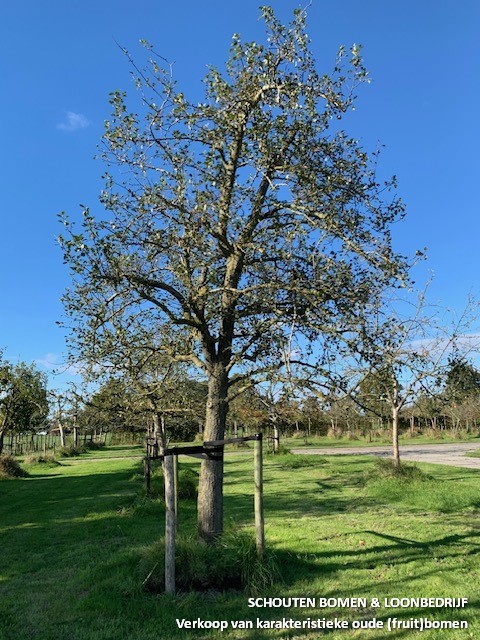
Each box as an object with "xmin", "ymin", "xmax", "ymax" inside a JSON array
[
  {"xmin": 1, "ymin": 445, "xmax": 480, "ymax": 639},
  {"xmin": 466, "ymin": 448, "xmax": 480, "ymax": 458}
]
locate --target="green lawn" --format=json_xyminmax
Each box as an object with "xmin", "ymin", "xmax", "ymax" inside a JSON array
[{"xmin": 1, "ymin": 447, "xmax": 479, "ymax": 639}]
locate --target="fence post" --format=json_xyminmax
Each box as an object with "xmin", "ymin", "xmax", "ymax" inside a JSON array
[
  {"xmin": 144, "ymin": 440, "xmax": 151, "ymax": 494},
  {"xmin": 144, "ymin": 456, "xmax": 151, "ymax": 494},
  {"xmin": 164, "ymin": 454, "xmax": 176, "ymax": 594},
  {"xmin": 254, "ymin": 433, "xmax": 265, "ymax": 558}
]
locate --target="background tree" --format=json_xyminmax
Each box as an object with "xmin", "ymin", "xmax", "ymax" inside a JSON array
[
  {"xmin": 60, "ymin": 7, "xmax": 409, "ymax": 541},
  {"xmin": 0, "ymin": 361, "xmax": 49, "ymax": 454},
  {"xmin": 77, "ymin": 378, "xmax": 144, "ymax": 438},
  {"xmin": 352, "ymin": 289, "xmax": 479, "ymax": 464},
  {"xmin": 443, "ymin": 355, "xmax": 480, "ymax": 405}
]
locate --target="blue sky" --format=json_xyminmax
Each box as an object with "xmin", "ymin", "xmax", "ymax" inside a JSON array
[{"xmin": 1, "ymin": 0, "xmax": 479, "ymax": 387}]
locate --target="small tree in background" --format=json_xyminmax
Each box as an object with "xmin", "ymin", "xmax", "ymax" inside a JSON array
[
  {"xmin": 0, "ymin": 360, "xmax": 49, "ymax": 454},
  {"xmin": 352, "ymin": 289, "xmax": 480, "ymax": 465}
]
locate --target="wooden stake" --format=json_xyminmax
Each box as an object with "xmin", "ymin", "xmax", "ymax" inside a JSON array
[
  {"xmin": 173, "ymin": 454, "xmax": 179, "ymax": 532},
  {"xmin": 254, "ymin": 434, "xmax": 265, "ymax": 558},
  {"xmin": 144, "ymin": 456, "xmax": 151, "ymax": 494},
  {"xmin": 164, "ymin": 454, "xmax": 176, "ymax": 594}
]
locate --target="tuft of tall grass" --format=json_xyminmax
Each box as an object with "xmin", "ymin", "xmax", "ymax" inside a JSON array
[
  {"xmin": 367, "ymin": 458, "xmax": 431, "ymax": 481},
  {"xmin": 57, "ymin": 444, "xmax": 87, "ymax": 458},
  {"xmin": 0, "ymin": 455, "xmax": 29, "ymax": 478},
  {"xmin": 24, "ymin": 454, "xmax": 61, "ymax": 467},
  {"xmin": 83, "ymin": 440, "xmax": 105, "ymax": 451},
  {"xmin": 140, "ymin": 526, "xmax": 280, "ymax": 595}
]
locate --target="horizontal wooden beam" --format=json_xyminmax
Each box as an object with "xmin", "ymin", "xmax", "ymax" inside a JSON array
[{"xmin": 146, "ymin": 433, "xmax": 262, "ymax": 460}]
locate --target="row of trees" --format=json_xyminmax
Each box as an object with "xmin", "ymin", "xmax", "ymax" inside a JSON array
[
  {"xmin": 2, "ymin": 351, "xmax": 480, "ymax": 455},
  {"xmin": 69, "ymin": 355, "xmax": 480, "ymax": 441}
]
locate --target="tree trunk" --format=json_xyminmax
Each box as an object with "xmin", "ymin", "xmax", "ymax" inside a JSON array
[
  {"xmin": 58, "ymin": 422, "xmax": 66, "ymax": 448},
  {"xmin": 0, "ymin": 428, "xmax": 5, "ymax": 455},
  {"xmin": 197, "ymin": 364, "xmax": 228, "ymax": 544},
  {"xmin": 153, "ymin": 413, "xmax": 166, "ymax": 450},
  {"xmin": 392, "ymin": 406, "xmax": 400, "ymax": 466},
  {"xmin": 273, "ymin": 422, "xmax": 280, "ymax": 452},
  {"xmin": 409, "ymin": 415, "xmax": 415, "ymax": 437}
]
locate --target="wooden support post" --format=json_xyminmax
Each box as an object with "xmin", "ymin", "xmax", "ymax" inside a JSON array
[
  {"xmin": 173, "ymin": 454, "xmax": 179, "ymax": 532},
  {"xmin": 164, "ymin": 454, "xmax": 176, "ymax": 594},
  {"xmin": 254, "ymin": 434, "xmax": 265, "ymax": 558},
  {"xmin": 144, "ymin": 456, "xmax": 151, "ymax": 494}
]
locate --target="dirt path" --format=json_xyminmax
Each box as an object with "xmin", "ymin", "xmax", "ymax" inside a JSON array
[{"xmin": 290, "ymin": 442, "xmax": 480, "ymax": 470}]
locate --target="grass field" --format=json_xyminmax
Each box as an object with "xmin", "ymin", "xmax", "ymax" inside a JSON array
[{"xmin": 1, "ymin": 445, "xmax": 479, "ymax": 639}]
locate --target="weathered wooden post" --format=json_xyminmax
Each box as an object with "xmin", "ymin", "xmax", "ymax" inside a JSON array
[
  {"xmin": 254, "ymin": 433, "xmax": 265, "ymax": 558},
  {"xmin": 173, "ymin": 455, "xmax": 179, "ymax": 532},
  {"xmin": 144, "ymin": 456, "xmax": 151, "ymax": 494},
  {"xmin": 164, "ymin": 454, "xmax": 176, "ymax": 594},
  {"xmin": 144, "ymin": 439, "xmax": 152, "ymax": 494}
]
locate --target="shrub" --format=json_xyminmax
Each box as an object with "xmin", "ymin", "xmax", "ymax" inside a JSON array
[
  {"xmin": 140, "ymin": 527, "xmax": 280, "ymax": 594},
  {"xmin": 0, "ymin": 455, "xmax": 29, "ymax": 478}
]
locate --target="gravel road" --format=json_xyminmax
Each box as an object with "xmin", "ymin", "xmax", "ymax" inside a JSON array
[{"xmin": 290, "ymin": 442, "xmax": 480, "ymax": 470}]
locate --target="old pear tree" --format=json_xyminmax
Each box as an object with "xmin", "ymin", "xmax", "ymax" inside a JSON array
[{"xmin": 60, "ymin": 7, "xmax": 409, "ymax": 542}]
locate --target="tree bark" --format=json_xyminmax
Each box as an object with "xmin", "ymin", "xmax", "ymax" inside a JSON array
[
  {"xmin": 153, "ymin": 412, "xmax": 166, "ymax": 450},
  {"xmin": 273, "ymin": 422, "xmax": 280, "ymax": 453},
  {"xmin": 58, "ymin": 422, "xmax": 66, "ymax": 448},
  {"xmin": 409, "ymin": 415, "xmax": 415, "ymax": 437},
  {"xmin": 0, "ymin": 428, "xmax": 5, "ymax": 455},
  {"xmin": 197, "ymin": 364, "xmax": 228, "ymax": 543}
]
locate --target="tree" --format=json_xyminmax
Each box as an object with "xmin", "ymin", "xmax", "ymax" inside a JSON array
[
  {"xmin": 60, "ymin": 7, "xmax": 409, "ymax": 542},
  {"xmin": 351, "ymin": 289, "xmax": 479, "ymax": 464},
  {"xmin": 443, "ymin": 356, "xmax": 480, "ymax": 405},
  {"xmin": 0, "ymin": 361, "xmax": 49, "ymax": 454}
]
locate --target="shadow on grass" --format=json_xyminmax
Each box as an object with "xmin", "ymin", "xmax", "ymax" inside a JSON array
[{"xmin": 1, "ymin": 459, "xmax": 480, "ymax": 640}]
